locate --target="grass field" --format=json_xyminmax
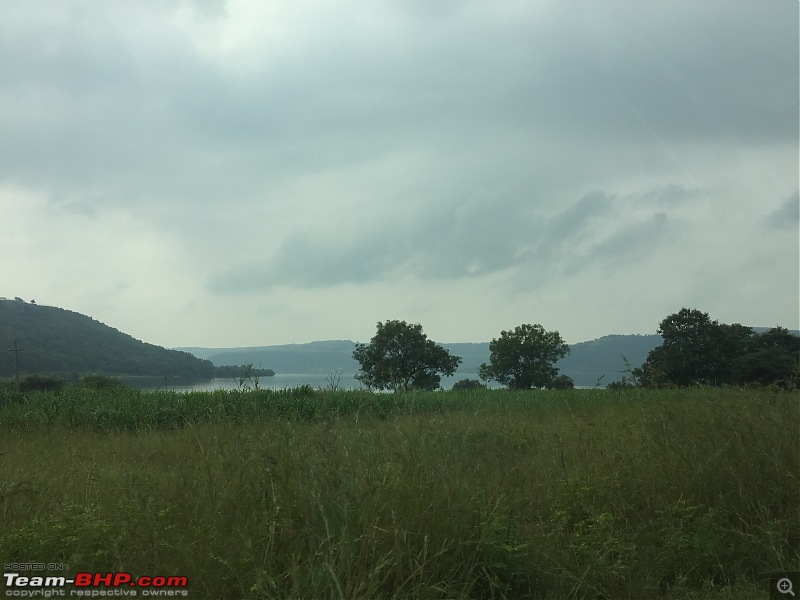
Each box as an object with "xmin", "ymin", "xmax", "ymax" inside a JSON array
[{"xmin": 1, "ymin": 386, "xmax": 797, "ymax": 599}]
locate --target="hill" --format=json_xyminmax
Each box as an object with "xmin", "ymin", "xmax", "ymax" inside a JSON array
[
  {"xmin": 557, "ymin": 334, "xmax": 663, "ymax": 387},
  {"xmin": 0, "ymin": 298, "xmax": 215, "ymax": 379},
  {"xmin": 179, "ymin": 341, "xmax": 362, "ymax": 375}
]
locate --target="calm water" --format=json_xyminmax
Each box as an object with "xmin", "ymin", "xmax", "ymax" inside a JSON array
[{"xmin": 157, "ymin": 372, "xmax": 495, "ymax": 393}]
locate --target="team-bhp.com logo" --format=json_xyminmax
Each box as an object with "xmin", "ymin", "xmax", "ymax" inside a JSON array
[{"xmin": 3, "ymin": 571, "xmax": 189, "ymax": 597}]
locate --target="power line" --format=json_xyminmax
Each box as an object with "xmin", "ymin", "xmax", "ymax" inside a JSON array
[{"xmin": 9, "ymin": 339, "xmax": 24, "ymax": 391}]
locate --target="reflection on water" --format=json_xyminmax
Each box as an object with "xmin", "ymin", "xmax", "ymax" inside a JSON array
[
  {"xmin": 130, "ymin": 372, "xmax": 495, "ymax": 392},
  {"xmin": 169, "ymin": 373, "xmax": 361, "ymax": 392}
]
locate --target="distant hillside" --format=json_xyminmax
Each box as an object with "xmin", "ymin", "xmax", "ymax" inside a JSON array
[
  {"xmin": 557, "ymin": 334, "xmax": 663, "ymax": 387},
  {"xmin": 181, "ymin": 341, "xmax": 362, "ymax": 375},
  {"xmin": 178, "ymin": 336, "xmax": 666, "ymax": 387},
  {"xmin": 0, "ymin": 299, "xmax": 215, "ymax": 379}
]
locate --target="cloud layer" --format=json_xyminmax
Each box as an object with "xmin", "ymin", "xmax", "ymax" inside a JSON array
[{"xmin": 2, "ymin": 0, "xmax": 797, "ymax": 347}]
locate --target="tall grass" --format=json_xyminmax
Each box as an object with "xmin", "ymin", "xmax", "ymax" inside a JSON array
[{"xmin": 1, "ymin": 387, "xmax": 797, "ymax": 599}]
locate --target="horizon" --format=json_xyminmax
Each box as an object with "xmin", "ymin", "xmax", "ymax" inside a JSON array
[
  {"xmin": 5, "ymin": 295, "xmax": 670, "ymax": 346},
  {"xmin": 5, "ymin": 297, "xmax": 798, "ymax": 350},
  {"xmin": 174, "ymin": 324, "xmax": 797, "ymax": 351},
  {"xmin": 174, "ymin": 332, "xmax": 666, "ymax": 350}
]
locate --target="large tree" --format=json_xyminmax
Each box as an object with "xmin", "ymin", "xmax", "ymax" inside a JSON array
[
  {"xmin": 735, "ymin": 326, "xmax": 799, "ymax": 388},
  {"xmin": 637, "ymin": 308, "xmax": 754, "ymax": 386},
  {"xmin": 479, "ymin": 324, "xmax": 570, "ymax": 390},
  {"xmin": 636, "ymin": 308, "xmax": 800, "ymax": 388},
  {"xmin": 353, "ymin": 320, "xmax": 461, "ymax": 391}
]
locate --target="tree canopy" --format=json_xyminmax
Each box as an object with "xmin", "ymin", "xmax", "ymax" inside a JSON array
[
  {"xmin": 636, "ymin": 308, "xmax": 799, "ymax": 388},
  {"xmin": 479, "ymin": 324, "xmax": 570, "ymax": 389},
  {"xmin": 353, "ymin": 320, "xmax": 461, "ymax": 391}
]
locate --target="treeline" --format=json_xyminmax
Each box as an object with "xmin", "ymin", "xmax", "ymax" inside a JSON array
[
  {"xmin": 353, "ymin": 314, "xmax": 797, "ymax": 393},
  {"xmin": 622, "ymin": 308, "xmax": 799, "ymax": 389}
]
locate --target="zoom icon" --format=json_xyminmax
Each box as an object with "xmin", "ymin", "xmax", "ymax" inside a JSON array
[{"xmin": 772, "ymin": 572, "xmax": 800, "ymax": 599}]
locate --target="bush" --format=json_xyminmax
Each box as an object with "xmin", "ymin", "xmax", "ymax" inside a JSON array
[
  {"xmin": 20, "ymin": 374, "xmax": 65, "ymax": 392},
  {"xmin": 79, "ymin": 375, "xmax": 126, "ymax": 390},
  {"xmin": 607, "ymin": 379, "xmax": 634, "ymax": 390},
  {"xmin": 452, "ymin": 378, "xmax": 487, "ymax": 391},
  {"xmin": 547, "ymin": 374, "xmax": 575, "ymax": 389}
]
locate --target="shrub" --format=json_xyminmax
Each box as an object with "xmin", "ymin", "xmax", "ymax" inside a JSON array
[
  {"xmin": 79, "ymin": 375, "xmax": 126, "ymax": 390},
  {"xmin": 20, "ymin": 374, "xmax": 65, "ymax": 392},
  {"xmin": 547, "ymin": 374, "xmax": 575, "ymax": 389},
  {"xmin": 452, "ymin": 378, "xmax": 487, "ymax": 391}
]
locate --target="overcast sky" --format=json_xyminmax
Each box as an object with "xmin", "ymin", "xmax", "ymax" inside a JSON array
[{"xmin": 2, "ymin": 0, "xmax": 798, "ymax": 348}]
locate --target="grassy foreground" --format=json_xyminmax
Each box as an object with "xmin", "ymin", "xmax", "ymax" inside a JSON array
[{"xmin": 1, "ymin": 387, "xmax": 797, "ymax": 599}]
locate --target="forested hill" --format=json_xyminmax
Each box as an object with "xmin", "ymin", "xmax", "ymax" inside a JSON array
[{"xmin": 0, "ymin": 299, "xmax": 215, "ymax": 379}]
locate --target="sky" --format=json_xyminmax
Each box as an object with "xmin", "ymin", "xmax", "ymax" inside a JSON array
[{"xmin": 1, "ymin": 0, "xmax": 798, "ymax": 348}]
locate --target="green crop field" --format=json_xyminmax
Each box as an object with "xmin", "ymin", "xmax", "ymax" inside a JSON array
[{"xmin": 1, "ymin": 386, "xmax": 797, "ymax": 599}]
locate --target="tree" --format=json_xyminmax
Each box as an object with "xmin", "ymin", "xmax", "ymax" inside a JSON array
[
  {"xmin": 479, "ymin": 324, "xmax": 570, "ymax": 390},
  {"xmin": 736, "ymin": 326, "xmax": 800, "ymax": 388},
  {"xmin": 712, "ymin": 322, "xmax": 755, "ymax": 383},
  {"xmin": 636, "ymin": 308, "xmax": 800, "ymax": 388},
  {"xmin": 353, "ymin": 320, "xmax": 461, "ymax": 391},
  {"xmin": 639, "ymin": 308, "xmax": 754, "ymax": 386},
  {"xmin": 650, "ymin": 308, "xmax": 720, "ymax": 385}
]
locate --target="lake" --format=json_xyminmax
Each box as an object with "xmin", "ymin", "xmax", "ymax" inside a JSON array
[{"xmin": 151, "ymin": 372, "xmax": 497, "ymax": 392}]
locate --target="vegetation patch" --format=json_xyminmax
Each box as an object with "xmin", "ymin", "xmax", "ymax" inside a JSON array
[{"xmin": 1, "ymin": 387, "xmax": 796, "ymax": 599}]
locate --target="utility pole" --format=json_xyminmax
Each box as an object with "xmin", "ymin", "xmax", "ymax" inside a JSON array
[{"xmin": 10, "ymin": 339, "xmax": 23, "ymax": 391}]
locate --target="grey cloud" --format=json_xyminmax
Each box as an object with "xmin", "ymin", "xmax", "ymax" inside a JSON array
[
  {"xmin": 638, "ymin": 184, "xmax": 705, "ymax": 206},
  {"xmin": 188, "ymin": 0, "xmax": 228, "ymax": 18},
  {"xmin": 0, "ymin": 11, "xmax": 195, "ymax": 193},
  {"xmin": 207, "ymin": 231, "xmax": 411, "ymax": 293},
  {"xmin": 765, "ymin": 192, "xmax": 800, "ymax": 231},
  {"xmin": 507, "ymin": 188, "xmax": 690, "ymax": 290},
  {"xmin": 3, "ymin": 0, "xmax": 794, "ymax": 213},
  {"xmin": 574, "ymin": 1, "xmax": 798, "ymax": 144},
  {"xmin": 431, "ymin": 190, "xmax": 620, "ymax": 278},
  {"xmin": 420, "ymin": 190, "xmax": 534, "ymax": 277},
  {"xmin": 535, "ymin": 191, "xmax": 615, "ymax": 252},
  {"xmin": 47, "ymin": 195, "xmax": 99, "ymax": 219},
  {"xmin": 208, "ymin": 184, "xmax": 684, "ymax": 294},
  {"xmin": 408, "ymin": 189, "xmax": 619, "ymax": 281},
  {"xmin": 206, "ymin": 189, "xmax": 530, "ymax": 293},
  {"xmin": 583, "ymin": 211, "xmax": 671, "ymax": 267}
]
